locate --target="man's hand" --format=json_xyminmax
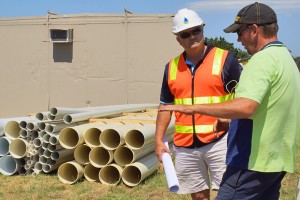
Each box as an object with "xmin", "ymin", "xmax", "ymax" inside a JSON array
[
  {"xmin": 155, "ymin": 139, "xmax": 172, "ymax": 162},
  {"xmin": 213, "ymin": 118, "xmax": 230, "ymax": 133},
  {"xmin": 159, "ymin": 104, "xmax": 194, "ymax": 115}
]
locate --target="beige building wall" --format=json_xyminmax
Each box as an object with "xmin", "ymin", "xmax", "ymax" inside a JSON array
[{"xmin": 0, "ymin": 13, "xmax": 182, "ymax": 118}]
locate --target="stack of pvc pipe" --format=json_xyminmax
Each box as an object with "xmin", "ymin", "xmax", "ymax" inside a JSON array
[
  {"xmin": 0, "ymin": 104, "xmax": 176, "ymax": 188},
  {"xmin": 0, "ymin": 104, "xmax": 159, "ymax": 177},
  {"xmin": 57, "ymin": 110, "xmax": 175, "ymax": 186},
  {"xmin": 0, "ymin": 116, "xmax": 82, "ymax": 176}
]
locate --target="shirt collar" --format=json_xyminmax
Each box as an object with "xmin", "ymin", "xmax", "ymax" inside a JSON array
[{"xmin": 261, "ymin": 41, "xmax": 284, "ymax": 51}]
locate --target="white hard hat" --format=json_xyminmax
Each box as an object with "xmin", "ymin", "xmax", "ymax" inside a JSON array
[{"xmin": 172, "ymin": 8, "xmax": 204, "ymax": 33}]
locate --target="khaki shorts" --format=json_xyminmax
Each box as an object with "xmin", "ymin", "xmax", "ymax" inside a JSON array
[{"xmin": 173, "ymin": 133, "xmax": 227, "ymax": 194}]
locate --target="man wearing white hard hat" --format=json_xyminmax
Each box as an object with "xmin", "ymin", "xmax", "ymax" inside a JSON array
[{"xmin": 155, "ymin": 8, "xmax": 242, "ymax": 199}]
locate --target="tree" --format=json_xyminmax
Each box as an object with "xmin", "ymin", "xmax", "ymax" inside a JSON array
[
  {"xmin": 294, "ymin": 57, "xmax": 300, "ymax": 72},
  {"xmin": 205, "ymin": 36, "xmax": 249, "ymax": 60}
]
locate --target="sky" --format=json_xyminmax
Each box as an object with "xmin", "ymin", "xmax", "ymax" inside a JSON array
[{"xmin": 1, "ymin": 0, "xmax": 299, "ymax": 56}]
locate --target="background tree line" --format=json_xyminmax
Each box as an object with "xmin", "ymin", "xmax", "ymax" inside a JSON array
[{"xmin": 205, "ymin": 37, "xmax": 300, "ymax": 71}]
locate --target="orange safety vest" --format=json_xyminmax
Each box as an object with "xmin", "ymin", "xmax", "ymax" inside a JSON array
[{"xmin": 168, "ymin": 47, "xmax": 233, "ymax": 147}]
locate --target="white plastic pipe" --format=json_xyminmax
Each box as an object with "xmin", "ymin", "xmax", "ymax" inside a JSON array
[
  {"xmin": 0, "ymin": 136, "xmax": 11, "ymax": 156},
  {"xmin": 84, "ymin": 163, "xmax": 100, "ymax": 182},
  {"xmin": 50, "ymin": 149, "xmax": 75, "ymax": 161},
  {"xmin": 33, "ymin": 137, "xmax": 42, "ymax": 148},
  {"xmin": 84, "ymin": 127, "xmax": 102, "ymax": 148},
  {"xmin": 47, "ymin": 143, "xmax": 64, "ymax": 152},
  {"xmin": 37, "ymin": 122, "xmax": 47, "ymax": 131},
  {"xmin": 3, "ymin": 120, "xmax": 20, "ymax": 139},
  {"xmin": 30, "ymin": 130, "xmax": 39, "ymax": 140},
  {"xmin": 99, "ymin": 163, "xmax": 123, "ymax": 186},
  {"xmin": 49, "ymin": 106, "xmax": 112, "ymax": 116},
  {"xmin": 31, "ymin": 154, "xmax": 39, "ymax": 163},
  {"xmin": 45, "ymin": 122, "xmax": 86, "ymax": 134},
  {"xmin": 42, "ymin": 142, "xmax": 49, "ymax": 150},
  {"xmin": 9, "ymin": 138, "xmax": 29, "ymax": 158},
  {"xmin": 121, "ymin": 152, "xmax": 159, "ymax": 187},
  {"xmin": 42, "ymin": 163, "xmax": 61, "ymax": 173},
  {"xmin": 42, "ymin": 133, "xmax": 51, "ymax": 143},
  {"xmin": 26, "ymin": 122, "xmax": 39, "ymax": 131},
  {"xmin": 49, "ymin": 134, "xmax": 59, "ymax": 145},
  {"xmin": 63, "ymin": 104, "xmax": 158, "ymax": 124},
  {"xmin": 1, "ymin": 116, "xmax": 36, "ymax": 136},
  {"xmin": 124, "ymin": 118, "xmax": 174, "ymax": 150},
  {"xmin": 59, "ymin": 123, "xmax": 105, "ymax": 149},
  {"xmin": 89, "ymin": 146, "xmax": 114, "ymax": 168},
  {"xmin": 99, "ymin": 123, "xmax": 136, "ymax": 150},
  {"xmin": 47, "ymin": 113, "xmax": 64, "ymax": 121},
  {"xmin": 74, "ymin": 144, "xmax": 91, "ymax": 165},
  {"xmin": 0, "ymin": 155, "xmax": 19, "ymax": 176},
  {"xmin": 43, "ymin": 149, "xmax": 51, "ymax": 158},
  {"xmin": 35, "ymin": 111, "xmax": 49, "ymax": 121},
  {"xmin": 39, "ymin": 155, "xmax": 48, "ymax": 164},
  {"xmin": 83, "ymin": 122, "xmax": 129, "ymax": 149},
  {"xmin": 113, "ymin": 140, "xmax": 171, "ymax": 167},
  {"xmin": 38, "ymin": 130, "xmax": 46, "ymax": 138},
  {"xmin": 33, "ymin": 162, "xmax": 43, "ymax": 173},
  {"xmin": 20, "ymin": 118, "xmax": 39, "ymax": 130},
  {"xmin": 19, "ymin": 129, "xmax": 28, "ymax": 138},
  {"xmin": 57, "ymin": 161, "xmax": 84, "ymax": 184}
]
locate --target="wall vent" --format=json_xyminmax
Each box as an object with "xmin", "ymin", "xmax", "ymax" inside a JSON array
[{"xmin": 50, "ymin": 29, "xmax": 73, "ymax": 43}]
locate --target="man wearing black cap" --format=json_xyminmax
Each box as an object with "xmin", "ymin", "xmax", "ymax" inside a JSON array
[{"xmin": 159, "ymin": 2, "xmax": 300, "ymax": 199}]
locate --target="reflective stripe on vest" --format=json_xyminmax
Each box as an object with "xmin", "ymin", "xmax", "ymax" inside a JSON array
[
  {"xmin": 212, "ymin": 48, "xmax": 225, "ymax": 75},
  {"xmin": 170, "ymin": 49, "xmax": 225, "ymax": 81},
  {"xmin": 170, "ymin": 55, "xmax": 180, "ymax": 81},
  {"xmin": 174, "ymin": 93, "xmax": 233, "ymax": 105},
  {"xmin": 176, "ymin": 124, "xmax": 213, "ymax": 134}
]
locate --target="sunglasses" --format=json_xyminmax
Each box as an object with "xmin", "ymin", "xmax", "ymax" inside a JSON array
[
  {"xmin": 237, "ymin": 25, "xmax": 250, "ymax": 37},
  {"xmin": 179, "ymin": 27, "xmax": 202, "ymax": 39}
]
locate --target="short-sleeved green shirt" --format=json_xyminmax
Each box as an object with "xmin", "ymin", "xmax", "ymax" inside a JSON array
[{"xmin": 227, "ymin": 42, "xmax": 300, "ymax": 173}]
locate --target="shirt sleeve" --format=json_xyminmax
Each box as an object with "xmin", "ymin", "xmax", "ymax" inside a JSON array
[
  {"xmin": 159, "ymin": 63, "xmax": 174, "ymax": 104},
  {"xmin": 222, "ymin": 52, "xmax": 243, "ymax": 93}
]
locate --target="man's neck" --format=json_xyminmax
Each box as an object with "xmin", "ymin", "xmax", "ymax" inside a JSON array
[
  {"xmin": 257, "ymin": 36, "xmax": 278, "ymax": 52},
  {"xmin": 186, "ymin": 45, "xmax": 207, "ymax": 65}
]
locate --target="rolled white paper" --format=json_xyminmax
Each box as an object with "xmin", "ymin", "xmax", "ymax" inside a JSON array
[{"xmin": 162, "ymin": 136, "xmax": 179, "ymax": 192}]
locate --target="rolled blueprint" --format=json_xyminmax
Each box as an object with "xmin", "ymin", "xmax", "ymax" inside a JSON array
[{"xmin": 162, "ymin": 135, "xmax": 179, "ymax": 192}]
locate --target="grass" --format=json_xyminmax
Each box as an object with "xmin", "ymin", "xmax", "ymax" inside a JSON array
[{"xmin": 0, "ymin": 152, "xmax": 299, "ymax": 200}]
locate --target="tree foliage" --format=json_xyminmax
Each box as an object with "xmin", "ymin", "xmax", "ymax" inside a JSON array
[
  {"xmin": 294, "ymin": 56, "xmax": 300, "ymax": 71},
  {"xmin": 205, "ymin": 36, "xmax": 249, "ymax": 60},
  {"xmin": 205, "ymin": 36, "xmax": 299, "ymax": 71}
]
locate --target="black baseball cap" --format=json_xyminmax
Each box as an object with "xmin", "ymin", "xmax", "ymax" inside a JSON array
[{"xmin": 224, "ymin": 2, "xmax": 277, "ymax": 33}]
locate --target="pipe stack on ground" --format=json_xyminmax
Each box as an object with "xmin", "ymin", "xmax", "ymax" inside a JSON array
[
  {"xmin": 58, "ymin": 110, "xmax": 174, "ymax": 186},
  {"xmin": 0, "ymin": 104, "xmax": 176, "ymax": 188}
]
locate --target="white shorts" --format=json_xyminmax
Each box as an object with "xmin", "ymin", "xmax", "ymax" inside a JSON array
[{"xmin": 173, "ymin": 133, "xmax": 227, "ymax": 194}]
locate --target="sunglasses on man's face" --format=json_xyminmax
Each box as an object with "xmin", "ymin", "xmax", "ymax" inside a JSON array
[
  {"xmin": 237, "ymin": 25, "xmax": 250, "ymax": 37},
  {"xmin": 179, "ymin": 27, "xmax": 202, "ymax": 39}
]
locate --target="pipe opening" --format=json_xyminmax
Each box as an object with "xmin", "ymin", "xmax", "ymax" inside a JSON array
[
  {"xmin": 125, "ymin": 130, "xmax": 144, "ymax": 149},
  {"xmin": 85, "ymin": 128, "xmax": 101, "ymax": 147},
  {"xmin": 113, "ymin": 146, "xmax": 133, "ymax": 166},
  {"xmin": 99, "ymin": 165, "xmax": 121, "ymax": 185},
  {"xmin": 59, "ymin": 128, "xmax": 79, "ymax": 149},
  {"xmin": 122, "ymin": 166, "xmax": 142, "ymax": 186},
  {"xmin": 100, "ymin": 129, "xmax": 120, "ymax": 150}
]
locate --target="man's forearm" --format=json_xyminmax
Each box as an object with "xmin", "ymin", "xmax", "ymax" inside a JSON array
[
  {"xmin": 155, "ymin": 108, "xmax": 172, "ymax": 141},
  {"xmin": 160, "ymin": 98, "xmax": 259, "ymax": 119}
]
